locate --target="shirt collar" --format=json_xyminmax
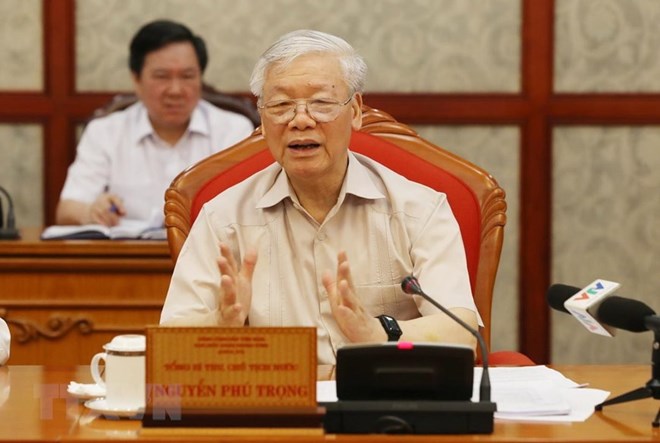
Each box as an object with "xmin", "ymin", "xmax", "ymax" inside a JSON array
[
  {"xmin": 255, "ymin": 151, "xmax": 385, "ymax": 209},
  {"xmin": 133, "ymin": 103, "xmax": 153, "ymax": 143},
  {"xmin": 132, "ymin": 101, "xmax": 207, "ymax": 144},
  {"xmin": 187, "ymin": 102, "xmax": 209, "ymax": 136}
]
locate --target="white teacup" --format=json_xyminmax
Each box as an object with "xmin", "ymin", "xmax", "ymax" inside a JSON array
[{"xmin": 90, "ymin": 334, "xmax": 146, "ymax": 410}]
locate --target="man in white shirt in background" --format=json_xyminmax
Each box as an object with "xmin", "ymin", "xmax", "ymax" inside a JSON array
[
  {"xmin": 56, "ymin": 20, "xmax": 254, "ymax": 227},
  {"xmin": 0, "ymin": 319, "xmax": 10, "ymax": 365}
]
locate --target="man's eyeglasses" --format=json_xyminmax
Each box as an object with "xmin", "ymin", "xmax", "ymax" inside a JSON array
[{"xmin": 258, "ymin": 94, "xmax": 354, "ymax": 125}]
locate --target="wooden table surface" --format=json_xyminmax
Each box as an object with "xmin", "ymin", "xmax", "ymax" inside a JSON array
[{"xmin": 0, "ymin": 364, "xmax": 658, "ymax": 442}]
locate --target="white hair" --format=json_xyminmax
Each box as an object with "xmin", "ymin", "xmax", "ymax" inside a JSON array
[{"xmin": 249, "ymin": 29, "xmax": 367, "ymax": 103}]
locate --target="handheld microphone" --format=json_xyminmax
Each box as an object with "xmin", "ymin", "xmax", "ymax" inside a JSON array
[
  {"xmin": 548, "ymin": 283, "xmax": 657, "ymax": 333},
  {"xmin": 547, "ymin": 280, "xmax": 621, "ymax": 336},
  {"xmin": 401, "ymin": 275, "xmax": 491, "ymax": 402},
  {"xmin": 552, "ymin": 283, "xmax": 660, "ymax": 421},
  {"xmin": 598, "ymin": 296, "xmax": 656, "ymax": 332},
  {"xmin": 0, "ymin": 186, "xmax": 19, "ymax": 240},
  {"xmin": 551, "ymin": 282, "xmax": 660, "ymax": 423}
]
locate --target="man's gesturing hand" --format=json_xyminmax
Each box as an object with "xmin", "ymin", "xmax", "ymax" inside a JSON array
[
  {"xmin": 322, "ymin": 251, "xmax": 386, "ymax": 343},
  {"xmin": 216, "ymin": 242, "xmax": 257, "ymax": 327}
]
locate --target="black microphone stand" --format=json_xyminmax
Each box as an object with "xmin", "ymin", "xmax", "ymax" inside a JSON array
[
  {"xmin": 401, "ymin": 276, "xmax": 491, "ymax": 403},
  {"xmin": 595, "ymin": 316, "xmax": 660, "ymax": 427}
]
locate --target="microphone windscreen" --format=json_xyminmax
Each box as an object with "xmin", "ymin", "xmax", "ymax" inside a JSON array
[
  {"xmin": 597, "ymin": 296, "xmax": 655, "ymax": 333},
  {"xmin": 401, "ymin": 275, "xmax": 421, "ymax": 295},
  {"xmin": 546, "ymin": 284, "xmax": 580, "ymax": 314}
]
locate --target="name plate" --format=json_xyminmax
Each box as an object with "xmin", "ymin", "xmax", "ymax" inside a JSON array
[{"xmin": 145, "ymin": 327, "xmax": 317, "ymax": 412}]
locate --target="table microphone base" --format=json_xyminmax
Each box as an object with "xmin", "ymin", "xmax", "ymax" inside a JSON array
[
  {"xmin": 0, "ymin": 228, "xmax": 19, "ymax": 240},
  {"xmin": 321, "ymin": 400, "xmax": 496, "ymax": 434}
]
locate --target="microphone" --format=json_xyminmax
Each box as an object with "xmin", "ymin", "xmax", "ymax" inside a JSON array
[
  {"xmin": 547, "ymin": 280, "xmax": 621, "ymax": 337},
  {"xmin": 550, "ymin": 283, "xmax": 660, "ymax": 421},
  {"xmin": 0, "ymin": 186, "xmax": 19, "ymax": 240},
  {"xmin": 551, "ymin": 282, "xmax": 660, "ymax": 423},
  {"xmin": 401, "ymin": 275, "xmax": 491, "ymax": 403},
  {"xmin": 548, "ymin": 282, "xmax": 657, "ymax": 333},
  {"xmin": 598, "ymin": 296, "xmax": 656, "ymax": 333},
  {"xmin": 323, "ymin": 276, "xmax": 496, "ymax": 434}
]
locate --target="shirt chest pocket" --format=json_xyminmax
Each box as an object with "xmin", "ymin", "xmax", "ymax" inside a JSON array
[{"xmin": 355, "ymin": 284, "xmax": 420, "ymax": 320}]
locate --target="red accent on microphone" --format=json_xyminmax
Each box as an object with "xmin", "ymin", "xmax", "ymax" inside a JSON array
[
  {"xmin": 397, "ymin": 341, "xmax": 414, "ymax": 350},
  {"xmin": 401, "ymin": 275, "xmax": 422, "ymax": 295}
]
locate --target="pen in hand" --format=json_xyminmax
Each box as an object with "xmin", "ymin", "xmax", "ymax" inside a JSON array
[
  {"xmin": 98, "ymin": 186, "xmax": 125, "ymax": 224},
  {"xmin": 104, "ymin": 185, "xmax": 122, "ymax": 215}
]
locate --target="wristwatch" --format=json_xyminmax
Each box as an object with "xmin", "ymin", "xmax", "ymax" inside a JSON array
[{"xmin": 377, "ymin": 314, "xmax": 402, "ymax": 342}]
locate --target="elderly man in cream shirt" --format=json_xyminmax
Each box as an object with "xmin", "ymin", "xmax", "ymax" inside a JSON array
[
  {"xmin": 0, "ymin": 319, "xmax": 10, "ymax": 365},
  {"xmin": 160, "ymin": 30, "xmax": 480, "ymax": 365}
]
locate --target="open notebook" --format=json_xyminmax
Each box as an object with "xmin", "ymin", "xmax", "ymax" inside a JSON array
[{"xmin": 41, "ymin": 219, "xmax": 166, "ymax": 240}]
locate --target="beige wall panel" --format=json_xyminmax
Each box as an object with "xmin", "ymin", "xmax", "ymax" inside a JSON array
[
  {"xmin": 76, "ymin": 0, "xmax": 520, "ymax": 93},
  {"xmin": 556, "ymin": 0, "xmax": 660, "ymax": 92},
  {"xmin": 0, "ymin": 0, "xmax": 42, "ymax": 91},
  {"xmin": 415, "ymin": 125, "xmax": 520, "ymax": 353},
  {"xmin": 552, "ymin": 126, "xmax": 660, "ymax": 363},
  {"xmin": 0, "ymin": 124, "xmax": 43, "ymax": 227}
]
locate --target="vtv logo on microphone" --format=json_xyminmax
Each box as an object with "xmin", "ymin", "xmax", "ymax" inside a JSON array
[
  {"xmin": 563, "ymin": 279, "xmax": 620, "ymax": 337},
  {"xmin": 572, "ymin": 281, "xmax": 605, "ymax": 301}
]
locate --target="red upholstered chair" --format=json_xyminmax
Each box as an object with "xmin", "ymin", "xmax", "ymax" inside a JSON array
[{"xmin": 164, "ymin": 105, "xmax": 533, "ymax": 364}]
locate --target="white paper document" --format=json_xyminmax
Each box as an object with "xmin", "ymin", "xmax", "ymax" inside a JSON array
[
  {"xmin": 472, "ymin": 366, "xmax": 609, "ymax": 422},
  {"xmin": 317, "ymin": 365, "xmax": 610, "ymax": 423},
  {"xmin": 494, "ymin": 387, "xmax": 610, "ymax": 422},
  {"xmin": 486, "ymin": 380, "xmax": 571, "ymax": 416}
]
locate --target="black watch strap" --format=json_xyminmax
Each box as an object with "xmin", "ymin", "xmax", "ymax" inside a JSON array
[{"xmin": 377, "ymin": 314, "xmax": 402, "ymax": 342}]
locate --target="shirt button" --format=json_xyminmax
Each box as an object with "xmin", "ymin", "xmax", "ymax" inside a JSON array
[{"xmin": 317, "ymin": 232, "xmax": 327, "ymax": 241}]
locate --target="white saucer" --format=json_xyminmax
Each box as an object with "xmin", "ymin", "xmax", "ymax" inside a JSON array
[
  {"xmin": 84, "ymin": 398, "xmax": 144, "ymax": 418},
  {"xmin": 67, "ymin": 382, "xmax": 105, "ymax": 400}
]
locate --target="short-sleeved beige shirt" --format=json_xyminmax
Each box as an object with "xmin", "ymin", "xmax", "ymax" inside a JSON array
[{"xmin": 160, "ymin": 151, "xmax": 478, "ymax": 364}]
